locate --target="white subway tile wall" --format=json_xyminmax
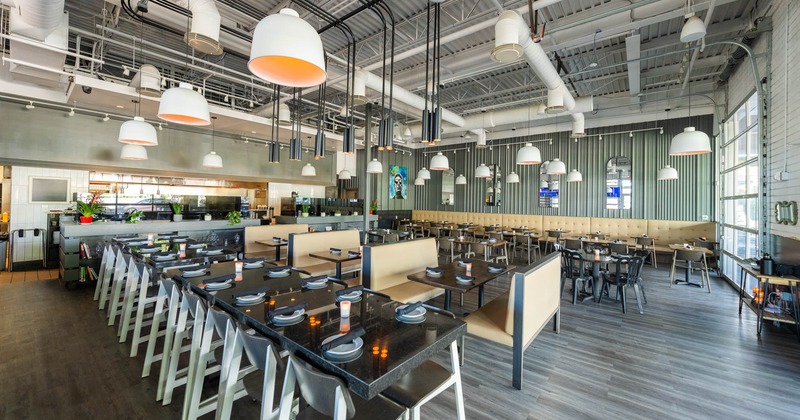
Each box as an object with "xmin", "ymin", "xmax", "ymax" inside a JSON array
[{"xmin": 8, "ymin": 166, "xmax": 89, "ymax": 263}]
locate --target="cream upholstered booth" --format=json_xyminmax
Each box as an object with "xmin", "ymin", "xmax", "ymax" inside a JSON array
[
  {"xmin": 412, "ymin": 210, "xmax": 438, "ymax": 221},
  {"xmin": 362, "ymin": 238, "xmax": 444, "ymax": 303},
  {"xmin": 502, "ymin": 214, "xmax": 544, "ymax": 231},
  {"xmin": 287, "ymin": 230, "xmax": 361, "ymax": 277},
  {"xmin": 541, "ymin": 216, "xmax": 591, "ymax": 233},
  {"xmin": 467, "ymin": 212, "xmax": 504, "ymax": 227},
  {"xmin": 647, "ymin": 220, "xmax": 717, "ymax": 254},
  {"xmin": 244, "ymin": 224, "xmax": 308, "ymax": 261},
  {"xmin": 463, "ymin": 251, "xmax": 561, "ymax": 390},
  {"xmin": 589, "ymin": 218, "xmax": 647, "ymax": 240}
]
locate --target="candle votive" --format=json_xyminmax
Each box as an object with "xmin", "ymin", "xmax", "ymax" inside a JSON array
[
  {"xmin": 339, "ymin": 316, "xmax": 351, "ymax": 333},
  {"xmin": 465, "ymin": 262, "xmax": 472, "ymax": 276},
  {"xmin": 340, "ymin": 300, "xmax": 351, "ymax": 318},
  {"xmin": 147, "ymin": 233, "xmax": 154, "ymax": 246},
  {"xmin": 235, "ymin": 261, "xmax": 243, "ymax": 274},
  {"xmin": 179, "ymin": 243, "xmax": 187, "ymax": 257}
]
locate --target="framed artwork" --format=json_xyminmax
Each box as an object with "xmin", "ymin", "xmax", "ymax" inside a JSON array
[
  {"xmin": 29, "ymin": 177, "xmax": 70, "ymax": 203},
  {"xmin": 389, "ymin": 165, "xmax": 407, "ymax": 199}
]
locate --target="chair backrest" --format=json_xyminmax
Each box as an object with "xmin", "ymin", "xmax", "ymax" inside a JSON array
[
  {"xmin": 384, "ymin": 233, "xmax": 399, "ymax": 243},
  {"xmin": 508, "ymin": 253, "xmax": 562, "ymax": 341},
  {"xmin": 207, "ymin": 305, "xmax": 232, "ymax": 338},
  {"xmin": 237, "ymin": 325, "xmax": 282, "ymax": 372},
  {"xmin": 547, "ymin": 230, "xmax": 561, "ymax": 239},
  {"xmin": 627, "ymin": 256, "xmax": 645, "ymax": 281},
  {"xmin": 181, "ymin": 289, "xmax": 205, "ymax": 319},
  {"xmin": 564, "ymin": 239, "xmax": 582, "ymax": 250},
  {"xmin": 363, "ymin": 238, "xmax": 438, "ymax": 291},
  {"xmin": 438, "ymin": 237, "xmax": 452, "ymax": 251},
  {"xmin": 566, "ymin": 250, "xmax": 586, "ymax": 277},
  {"xmin": 675, "ymin": 249, "xmax": 705, "ymax": 263},
  {"xmin": 283, "ymin": 354, "xmax": 355, "ymax": 419},
  {"xmin": 635, "ymin": 237, "xmax": 654, "ymax": 246},
  {"xmin": 288, "ymin": 230, "xmax": 360, "ymax": 267},
  {"xmin": 695, "ymin": 240, "xmax": 717, "ymax": 252},
  {"xmin": 490, "ymin": 232, "xmax": 504, "ymax": 241},
  {"xmin": 609, "ymin": 243, "xmax": 630, "ymax": 255},
  {"xmin": 584, "ymin": 243, "xmax": 610, "ymax": 255}
]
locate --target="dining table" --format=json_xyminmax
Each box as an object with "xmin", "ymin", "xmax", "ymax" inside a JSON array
[
  {"xmin": 309, "ymin": 248, "xmax": 362, "ymax": 279},
  {"xmin": 577, "ymin": 250, "xmax": 615, "ymax": 303},
  {"xmin": 366, "ymin": 229, "xmax": 410, "ymax": 243},
  {"xmin": 406, "ymin": 259, "xmax": 516, "ymax": 311},
  {"xmin": 254, "ymin": 239, "xmax": 289, "ymax": 261},
  {"xmin": 448, "ymin": 237, "xmax": 479, "ymax": 260},
  {"xmin": 170, "ymin": 261, "xmax": 467, "ymax": 400},
  {"xmin": 668, "ymin": 244, "xmax": 711, "ymax": 287},
  {"xmin": 130, "ymin": 242, "xmax": 237, "ymax": 275}
]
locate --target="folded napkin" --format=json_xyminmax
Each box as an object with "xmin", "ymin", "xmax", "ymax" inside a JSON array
[
  {"xmin": 171, "ymin": 236, "xmax": 189, "ymax": 240},
  {"xmin": 455, "ymin": 273, "xmax": 475, "ymax": 282},
  {"xmin": 203, "ymin": 246, "xmax": 224, "ymax": 252},
  {"xmin": 321, "ymin": 326, "xmax": 366, "ymax": 351},
  {"xmin": 397, "ymin": 301, "xmax": 423, "ymax": 316},
  {"xmin": 642, "ymin": 234, "xmax": 648, "ymax": 238},
  {"xmin": 699, "ymin": 236, "xmax": 707, "ymax": 241},
  {"xmin": 330, "ymin": 247, "xmax": 341, "ymax": 253},
  {"xmin": 242, "ymin": 257, "xmax": 265, "ymax": 264},
  {"xmin": 426, "ymin": 267, "xmax": 444, "ymax": 274},
  {"xmin": 300, "ymin": 275, "xmax": 328, "ymax": 286},
  {"xmin": 201, "ymin": 273, "xmax": 236, "ymax": 284},
  {"xmin": 232, "ymin": 286, "xmax": 271, "ymax": 299},
  {"xmin": 151, "ymin": 251, "xmax": 176, "ymax": 257},
  {"xmin": 268, "ymin": 303, "xmax": 307, "ymax": 318},
  {"xmin": 488, "ymin": 263, "xmax": 504, "ymax": 271},
  {"xmin": 115, "ymin": 234, "xmax": 139, "ymax": 239},
  {"xmin": 460, "ymin": 259, "xmax": 472, "ymax": 265},
  {"xmin": 347, "ymin": 250, "xmax": 361, "ymax": 257},
  {"xmin": 180, "ymin": 264, "xmax": 211, "ymax": 272},
  {"xmin": 336, "ymin": 285, "xmax": 364, "ymax": 297},
  {"xmin": 266, "ymin": 265, "xmax": 291, "ymax": 272}
]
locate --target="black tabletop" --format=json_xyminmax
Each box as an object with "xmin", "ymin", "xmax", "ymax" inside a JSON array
[
  {"xmin": 172, "ymin": 261, "xmax": 466, "ymax": 400},
  {"xmin": 132, "ymin": 242, "xmax": 237, "ymax": 271}
]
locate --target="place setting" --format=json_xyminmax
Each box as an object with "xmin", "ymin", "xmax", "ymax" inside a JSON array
[
  {"xmin": 241, "ymin": 257, "xmax": 265, "ymax": 269},
  {"xmin": 301, "ymin": 275, "xmax": 330, "ymax": 289},
  {"xmin": 266, "ymin": 265, "xmax": 292, "ymax": 278},
  {"xmin": 320, "ymin": 325, "xmax": 365, "ymax": 363},
  {"xmin": 267, "ymin": 303, "xmax": 307, "ymax": 327},
  {"xmin": 201, "ymin": 273, "xmax": 236, "ymax": 291},
  {"xmin": 336, "ymin": 285, "xmax": 364, "ymax": 302},
  {"xmin": 426, "ymin": 266, "xmax": 444, "ymax": 278},
  {"xmin": 395, "ymin": 301, "xmax": 427, "ymax": 324},
  {"xmin": 150, "ymin": 251, "xmax": 178, "ymax": 261},
  {"xmin": 200, "ymin": 246, "xmax": 225, "ymax": 255},
  {"xmin": 179, "ymin": 264, "xmax": 212, "ymax": 278},
  {"xmin": 232, "ymin": 286, "xmax": 271, "ymax": 306}
]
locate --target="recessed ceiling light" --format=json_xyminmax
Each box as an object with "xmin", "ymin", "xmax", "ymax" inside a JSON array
[
  {"xmin": 251, "ymin": 131, "xmax": 257, "ymax": 134},
  {"xmin": 116, "ymin": 105, "xmax": 125, "ymax": 109}
]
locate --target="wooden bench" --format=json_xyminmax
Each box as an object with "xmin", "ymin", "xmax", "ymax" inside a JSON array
[
  {"xmin": 287, "ymin": 230, "xmax": 361, "ymax": 277},
  {"xmin": 362, "ymin": 238, "xmax": 444, "ymax": 303},
  {"xmin": 463, "ymin": 252, "xmax": 561, "ymax": 389},
  {"xmin": 244, "ymin": 224, "xmax": 308, "ymax": 262}
]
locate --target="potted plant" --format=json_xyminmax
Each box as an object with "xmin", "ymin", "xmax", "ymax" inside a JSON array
[
  {"xmin": 171, "ymin": 202, "xmax": 184, "ymax": 222},
  {"xmin": 126, "ymin": 210, "xmax": 144, "ymax": 224},
  {"xmin": 226, "ymin": 210, "xmax": 241, "ymax": 225},
  {"xmin": 76, "ymin": 200, "xmax": 103, "ymax": 224},
  {"xmin": 204, "ymin": 213, "xmax": 212, "ymax": 221},
  {"xmin": 301, "ymin": 203, "xmax": 310, "ymax": 217},
  {"xmin": 369, "ymin": 199, "xmax": 378, "ymax": 215}
]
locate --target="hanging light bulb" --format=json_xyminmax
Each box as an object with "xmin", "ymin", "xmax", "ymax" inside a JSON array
[{"xmin": 202, "ymin": 117, "xmax": 222, "ymax": 168}]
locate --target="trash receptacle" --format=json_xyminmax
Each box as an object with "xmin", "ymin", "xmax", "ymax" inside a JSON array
[{"xmin": 0, "ymin": 233, "xmax": 8, "ymax": 271}]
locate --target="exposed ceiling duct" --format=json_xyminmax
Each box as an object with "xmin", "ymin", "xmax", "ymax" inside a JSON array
[
  {"xmin": 5, "ymin": 0, "xmax": 69, "ymax": 88},
  {"xmin": 172, "ymin": 0, "xmax": 224, "ymax": 55}
]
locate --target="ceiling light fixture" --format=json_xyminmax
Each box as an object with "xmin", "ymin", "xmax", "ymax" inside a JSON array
[
  {"xmin": 546, "ymin": 158, "xmax": 567, "ymax": 175},
  {"xmin": 420, "ymin": 1, "xmax": 443, "ymax": 143},
  {"xmin": 455, "ymin": 174, "xmax": 467, "ymax": 185},
  {"xmin": 430, "ymin": 152, "xmax": 449, "ymax": 171},
  {"xmin": 301, "ymin": 163, "xmax": 316, "ymax": 177},
  {"xmin": 669, "ymin": 83, "xmax": 711, "ymax": 155},
  {"xmin": 680, "ymin": 0, "xmax": 707, "ymax": 43},
  {"xmin": 657, "ymin": 165, "xmax": 679, "ymax": 180},
  {"xmin": 120, "ymin": 23, "xmax": 158, "ymax": 148},
  {"xmin": 25, "ymin": 101, "xmax": 34, "ymax": 110},
  {"xmin": 68, "ymin": 108, "xmax": 75, "ymax": 117},
  {"xmin": 507, "ymin": 172, "xmax": 520, "ymax": 183},
  {"xmin": 202, "ymin": 116, "xmax": 222, "ymax": 168},
  {"xmin": 367, "ymin": 158, "xmax": 384, "ymax": 174},
  {"xmin": 417, "ymin": 167, "xmax": 431, "ymax": 180},
  {"xmin": 338, "ymin": 169, "xmax": 352, "ymax": 180},
  {"xmin": 158, "ymin": 82, "xmax": 211, "ymax": 125},
  {"xmin": 566, "ymin": 169, "xmax": 583, "ymax": 182},
  {"xmin": 475, "ymin": 163, "xmax": 491, "ymax": 178},
  {"xmin": 516, "ymin": 142, "xmax": 542, "ymax": 165},
  {"xmin": 120, "ymin": 144, "xmax": 148, "ymax": 160},
  {"xmin": 249, "ymin": 8, "xmax": 326, "ymax": 87},
  {"xmin": 415, "ymin": 177, "xmax": 425, "ymax": 186}
]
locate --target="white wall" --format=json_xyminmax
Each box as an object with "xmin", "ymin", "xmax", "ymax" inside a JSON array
[
  {"xmin": 9, "ymin": 166, "xmax": 89, "ymax": 263},
  {"xmin": 726, "ymin": 0, "xmax": 800, "ymax": 241}
]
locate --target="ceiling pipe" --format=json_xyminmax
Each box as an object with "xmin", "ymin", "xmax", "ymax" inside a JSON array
[{"xmin": 6, "ymin": 0, "xmax": 65, "ymax": 41}]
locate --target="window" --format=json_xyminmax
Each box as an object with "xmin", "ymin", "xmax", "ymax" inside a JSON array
[{"xmin": 720, "ymin": 93, "xmax": 760, "ymax": 292}]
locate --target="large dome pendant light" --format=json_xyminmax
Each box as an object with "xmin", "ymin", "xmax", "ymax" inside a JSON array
[
  {"xmin": 430, "ymin": 152, "xmax": 449, "ymax": 171},
  {"xmin": 158, "ymin": 82, "xmax": 211, "ymax": 126},
  {"xmin": 202, "ymin": 116, "xmax": 223, "ymax": 168},
  {"xmin": 121, "ymin": 144, "xmax": 148, "ymax": 160},
  {"xmin": 417, "ymin": 167, "xmax": 431, "ymax": 180},
  {"xmin": 249, "ymin": 8, "xmax": 327, "ymax": 87},
  {"xmin": 546, "ymin": 158, "xmax": 567, "ymax": 175},
  {"xmin": 119, "ymin": 18, "xmax": 158, "ymax": 146},
  {"xmin": 367, "ymin": 158, "xmax": 384, "ymax": 174},
  {"xmin": 301, "ymin": 163, "xmax": 316, "ymax": 177},
  {"xmin": 475, "ymin": 163, "xmax": 491, "ymax": 178},
  {"xmin": 680, "ymin": 0, "xmax": 707, "ymax": 43},
  {"xmin": 669, "ymin": 82, "xmax": 711, "ymax": 155},
  {"xmin": 658, "ymin": 165, "xmax": 679, "ymax": 180},
  {"xmin": 516, "ymin": 142, "xmax": 542, "ymax": 165},
  {"xmin": 566, "ymin": 169, "xmax": 583, "ymax": 182},
  {"xmin": 455, "ymin": 174, "xmax": 467, "ymax": 185}
]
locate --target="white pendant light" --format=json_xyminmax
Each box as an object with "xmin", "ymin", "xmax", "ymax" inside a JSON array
[
  {"xmin": 475, "ymin": 163, "xmax": 491, "ymax": 178},
  {"xmin": 680, "ymin": 15, "xmax": 707, "ymax": 43},
  {"xmin": 118, "ymin": 116, "xmax": 158, "ymax": 146},
  {"xmin": 486, "ymin": 186, "xmax": 494, "ymax": 193},
  {"xmin": 546, "ymin": 158, "xmax": 567, "ymax": 175},
  {"xmin": 414, "ymin": 177, "xmax": 425, "ymax": 186},
  {"xmin": 669, "ymin": 126, "xmax": 711, "ymax": 155},
  {"xmin": 301, "ymin": 163, "xmax": 316, "ymax": 177},
  {"xmin": 455, "ymin": 174, "xmax": 467, "ymax": 185},
  {"xmin": 278, "ymin": 103, "xmax": 292, "ymax": 125},
  {"xmin": 540, "ymin": 180, "xmax": 549, "ymax": 189},
  {"xmin": 367, "ymin": 158, "xmax": 383, "ymax": 174},
  {"xmin": 566, "ymin": 169, "xmax": 583, "ymax": 182},
  {"xmin": 516, "ymin": 142, "xmax": 542, "ymax": 165},
  {"xmin": 430, "ymin": 152, "xmax": 449, "ymax": 170},
  {"xmin": 120, "ymin": 144, "xmax": 148, "ymax": 160},
  {"xmin": 338, "ymin": 169, "xmax": 352, "ymax": 180},
  {"xmin": 658, "ymin": 165, "xmax": 679, "ymax": 180},
  {"xmin": 249, "ymin": 8, "xmax": 327, "ymax": 87},
  {"xmin": 158, "ymin": 82, "xmax": 211, "ymax": 126},
  {"xmin": 507, "ymin": 172, "xmax": 520, "ymax": 183},
  {"xmin": 417, "ymin": 167, "xmax": 431, "ymax": 180},
  {"xmin": 202, "ymin": 151, "xmax": 223, "ymax": 168}
]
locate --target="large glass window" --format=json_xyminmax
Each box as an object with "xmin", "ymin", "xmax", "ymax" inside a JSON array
[{"xmin": 720, "ymin": 92, "xmax": 760, "ymax": 292}]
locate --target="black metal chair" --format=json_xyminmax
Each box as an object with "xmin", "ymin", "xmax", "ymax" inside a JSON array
[
  {"xmin": 564, "ymin": 238, "xmax": 583, "ymax": 250},
  {"xmin": 602, "ymin": 255, "xmax": 646, "ymax": 314},
  {"xmin": 635, "ymin": 237, "xmax": 657, "ymax": 268},
  {"xmin": 561, "ymin": 250, "xmax": 594, "ymax": 304}
]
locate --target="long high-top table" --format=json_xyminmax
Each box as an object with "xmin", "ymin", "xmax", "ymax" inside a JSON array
[{"xmin": 171, "ymin": 261, "xmax": 466, "ymax": 400}]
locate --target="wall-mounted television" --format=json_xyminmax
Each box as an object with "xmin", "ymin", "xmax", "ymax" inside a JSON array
[{"xmin": 29, "ymin": 177, "xmax": 70, "ymax": 203}]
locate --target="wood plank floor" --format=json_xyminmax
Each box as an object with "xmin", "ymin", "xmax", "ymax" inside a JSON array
[{"xmin": 1, "ymin": 262, "xmax": 799, "ymax": 419}]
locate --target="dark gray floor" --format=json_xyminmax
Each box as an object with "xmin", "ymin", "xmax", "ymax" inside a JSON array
[{"xmin": 1, "ymin": 263, "xmax": 799, "ymax": 420}]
